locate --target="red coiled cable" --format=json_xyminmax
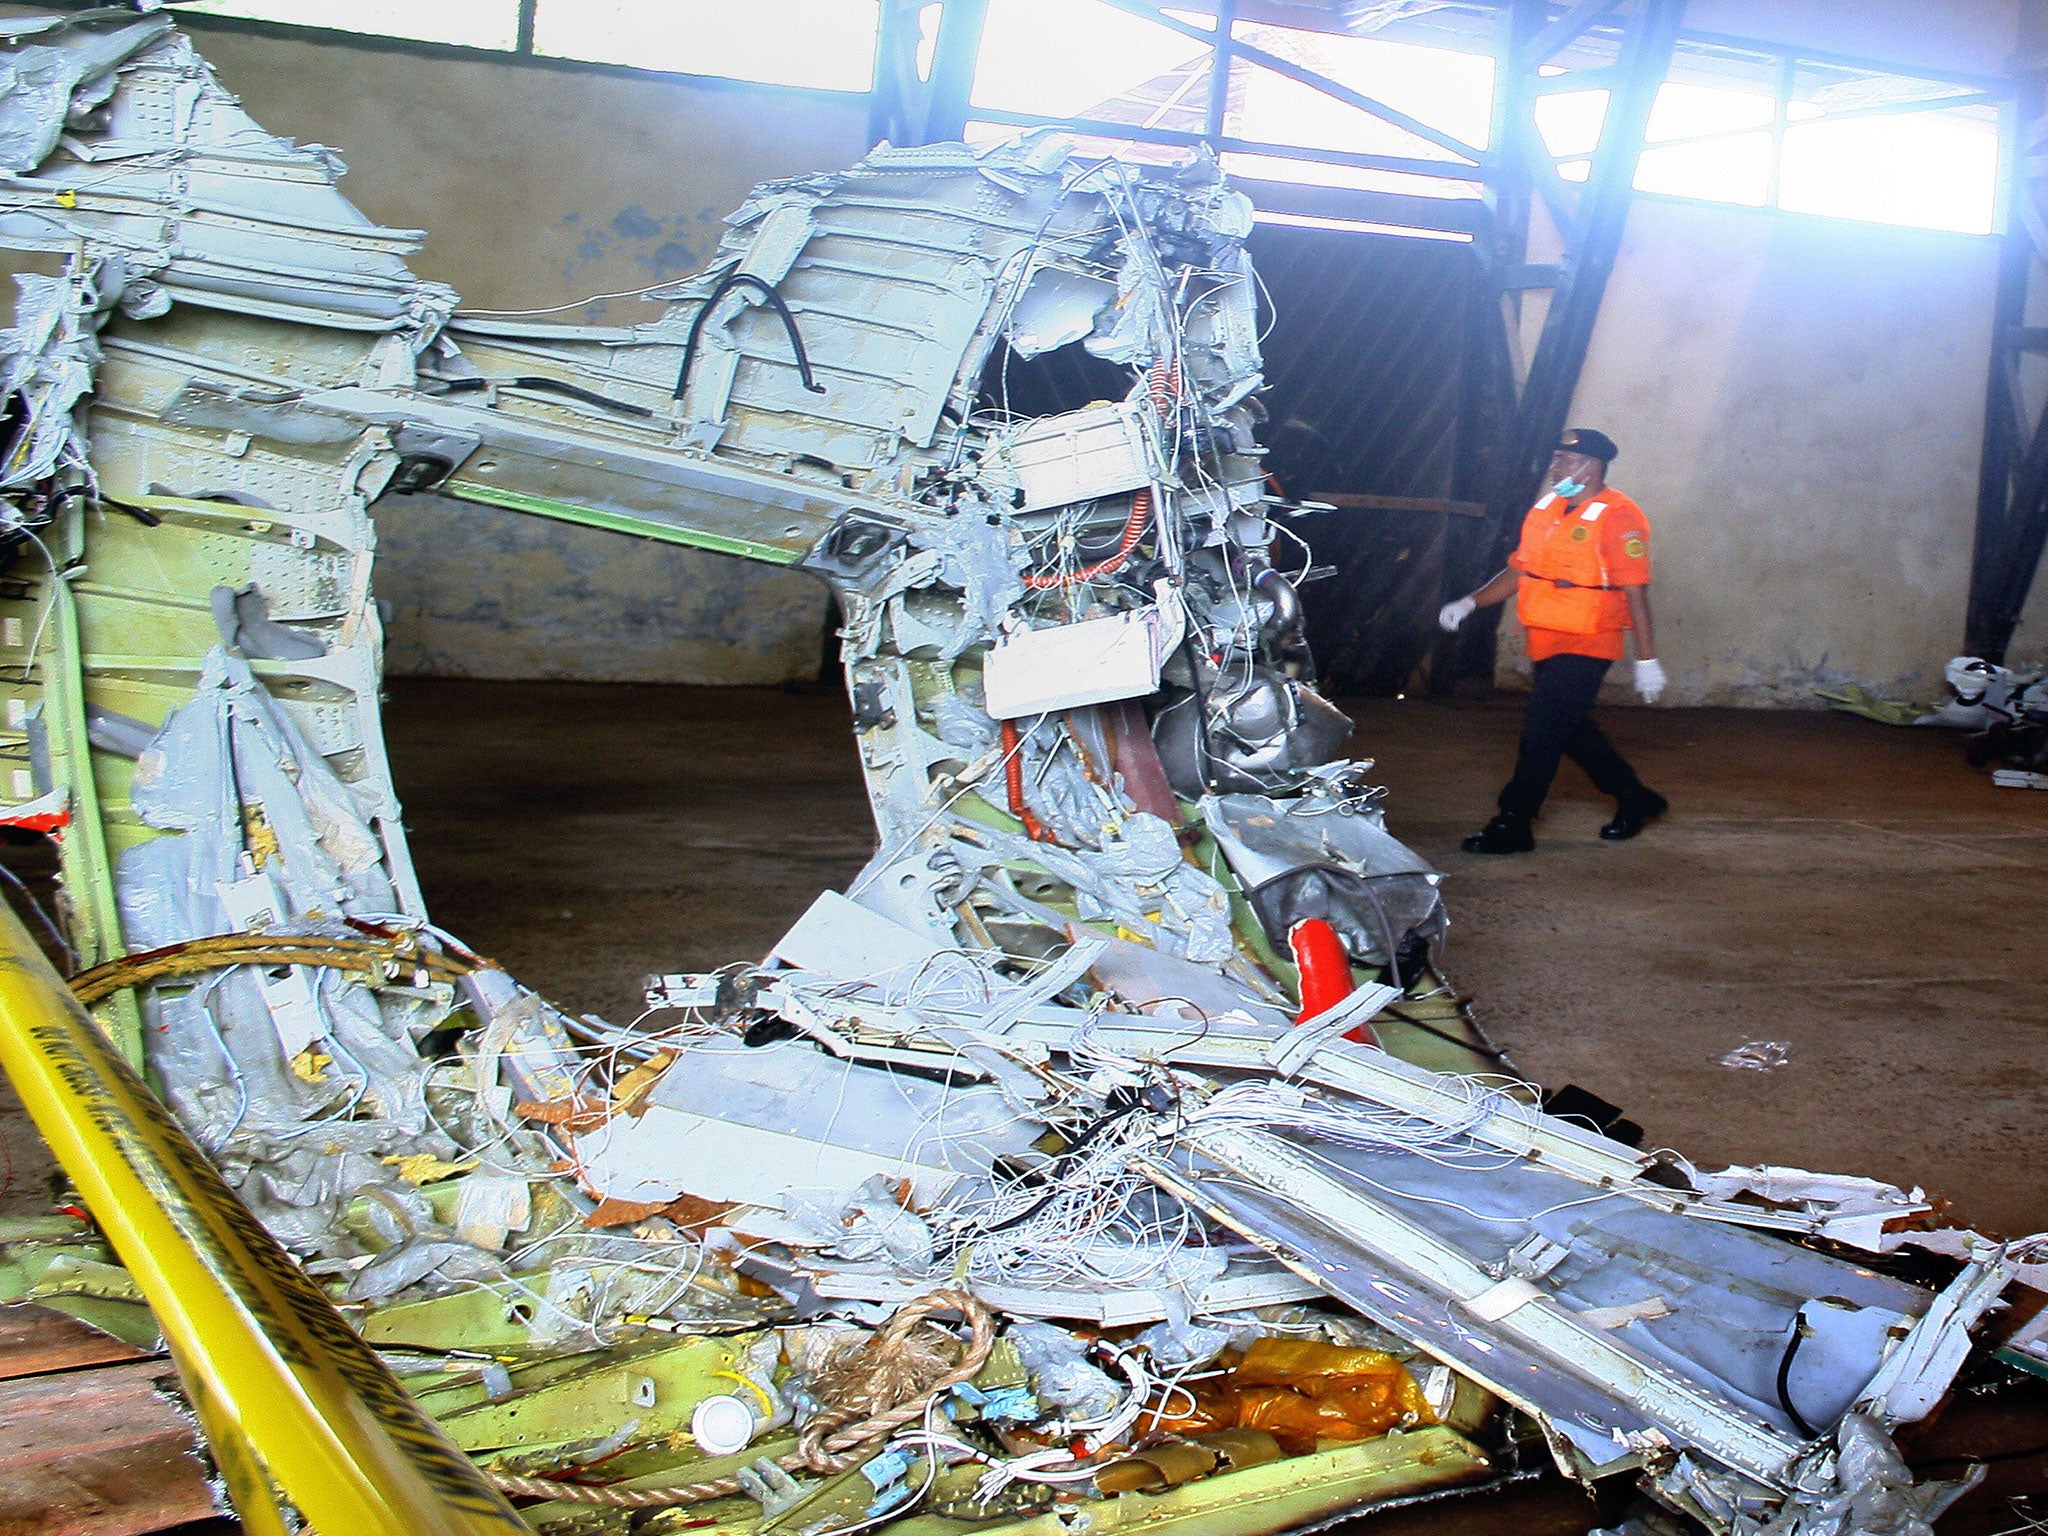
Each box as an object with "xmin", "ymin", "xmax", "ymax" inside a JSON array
[
  {"xmin": 1021, "ymin": 488, "xmax": 1152, "ymax": 591},
  {"xmin": 1019, "ymin": 360, "xmax": 1175, "ymax": 592},
  {"xmin": 1000, "ymin": 718, "xmax": 1051, "ymax": 841}
]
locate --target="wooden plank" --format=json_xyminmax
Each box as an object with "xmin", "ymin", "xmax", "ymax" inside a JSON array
[
  {"xmin": 0, "ymin": 1359, "xmax": 214, "ymax": 1536},
  {"xmin": 0, "ymin": 1305, "xmax": 152, "ymax": 1381}
]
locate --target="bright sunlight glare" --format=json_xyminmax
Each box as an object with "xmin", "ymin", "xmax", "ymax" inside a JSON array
[
  {"xmin": 1531, "ymin": 76, "xmax": 1999, "ymax": 232},
  {"xmin": 534, "ymin": 0, "xmax": 882, "ymax": 92},
  {"xmin": 970, "ymin": 0, "xmax": 1210, "ymax": 120}
]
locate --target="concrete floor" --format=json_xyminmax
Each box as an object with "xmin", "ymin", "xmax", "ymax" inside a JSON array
[{"xmin": 384, "ymin": 678, "xmax": 2048, "ymax": 1242}]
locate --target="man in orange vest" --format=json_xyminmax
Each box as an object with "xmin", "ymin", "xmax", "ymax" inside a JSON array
[{"xmin": 1437, "ymin": 428, "xmax": 1668, "ymax": 854}]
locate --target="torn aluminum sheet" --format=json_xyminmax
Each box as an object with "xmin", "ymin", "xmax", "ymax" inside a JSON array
[
  {"xmin": 583, "ymin": 873, "xmax": 1998, "ymax": 1526},
  {"xmin": 1720, "ymin": 1040, "xmax": 1791, "ymax": 1073},
  {"xmin": 555, "ymin": 971, "xmax": 2015, "ymax": 1534},
  {"xmin": 1693, "ymin": 1168, "xmax": 1929, "ymax": 1253},
  {"xmin": 0, "ymin": 13, "xmax": 2038, "ymax": 1536},
  {"xmin": 0, "ymin": 266, "xmax": 109, "ymax": 490},
  {"xmin": 574, "ymin": 1035, "xmax": 1042, "ymax": 1210},
  {"xmin": 1738, "ymin": 1412, "xmax": 1980, "ymax": 1536},
  {"xmin": 0, "ymin": 11, "xmax": 170, "ymax": 174},
  {"xmin": 0, "ymin": 20, "xmax": 456, "ymax": 331},
  {"xmin": 112, "ymin": 646, "xmax": 481, "ymax": 1258},
  {"xmin": 1204, "ymin": 788, "xmax": 1446, "ymax": 970}
]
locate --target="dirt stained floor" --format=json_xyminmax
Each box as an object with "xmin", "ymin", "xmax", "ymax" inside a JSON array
[{"xmin": 4, "ymin": 676, "xmax": 2046, "ymax": 1535}]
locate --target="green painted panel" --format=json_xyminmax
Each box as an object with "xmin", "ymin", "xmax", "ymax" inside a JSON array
[{"xmin": 444, "ymin": 479, "xmax": 807, "ymax": 566}]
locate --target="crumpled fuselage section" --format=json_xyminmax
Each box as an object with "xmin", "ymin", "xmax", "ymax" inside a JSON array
[{"xmin": 0, "ymin": 16, "xmax": 2023, "ymax": 1536}]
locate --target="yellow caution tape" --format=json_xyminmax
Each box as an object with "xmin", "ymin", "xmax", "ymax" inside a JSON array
[{"xmin": 0, "ymin": 906, "xmax": 532, "ymax": 1535}]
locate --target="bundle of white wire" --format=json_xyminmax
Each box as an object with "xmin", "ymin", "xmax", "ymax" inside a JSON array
[
  {"xmin": 1187, "ymin": 1079, "xmax": 1524, "ymax": 1169},
  {"xmin": 932, "ymin": 1117, "xmax": 1207, "ymax": 1294}
]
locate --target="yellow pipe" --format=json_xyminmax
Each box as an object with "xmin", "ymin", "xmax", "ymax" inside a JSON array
[{"xmin": 0, "ymin": 905, "xmax": 531, "ymax": 1535}]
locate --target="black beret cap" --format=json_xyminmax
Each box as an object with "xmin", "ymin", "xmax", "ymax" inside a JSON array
[{"xmin": 1558, "ymin": 427, "xmax": 1618, "ymax": 463}]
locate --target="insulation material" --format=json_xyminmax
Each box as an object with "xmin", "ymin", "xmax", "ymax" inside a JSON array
[
  {"xmin": 0, "ymin": 268, "xmax": 106, "ymax": 489},
  {"xmin": 109, "ymin": 651, "xmax": 487, "ymax": 1266},
  {"xmin": 571, "ymin": 1037, "xmax": 1040, "ymax": 1210}
]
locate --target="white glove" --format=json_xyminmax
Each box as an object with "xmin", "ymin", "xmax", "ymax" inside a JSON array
[
  {"xmin": 1437, "ymin": 596, "xmax": 1476, "ymax": 633},
  {"xmin": 1634, "ymin": 657, "xmax": 1666, "ymax": 704}
]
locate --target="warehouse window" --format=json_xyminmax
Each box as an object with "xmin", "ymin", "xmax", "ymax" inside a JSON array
[
  {"xmin": 1778, "ymin": 67, "xmax": 2001, "ymax": 235},
  {"xmin": 965, "ymin": 0, "xmax": 1488, "ymax": 236},
  {"xmin": 1218, "ymin": 23, "xmax": 1491, "ymax": 200},
  {"xmin": 1252, "ymin": 209, "xmax": 1473, "ymax": 243},
  {"xmin": 1633, "ymin": 79, "xmax": 1775, "ymax": 206},
  {"xmin": 533, "ymin": 0, "xmax": 882, "ymax": 92},
  {"xmin": 969, "ymin": 0, "xmax": 1211, "ymax": 123},
  {"xmin": 177, "ymin": 0, "xmax": 886, "ymax": 90},
  {"xmin": 1536, "ymin": 52, "xmax": 2003, "ymax": 235},
  {"xmin": 159, "ymin": 3, "xmax": 2008, "ymax": 239},
  {"xmin": 173, "ymin": 0, "xmax": 521, "ymax": 49}
]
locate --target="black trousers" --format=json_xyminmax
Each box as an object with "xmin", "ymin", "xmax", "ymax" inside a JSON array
[{"xmin": 1498, "ymin": 653, "xmax": 1649, "ymax": 819}]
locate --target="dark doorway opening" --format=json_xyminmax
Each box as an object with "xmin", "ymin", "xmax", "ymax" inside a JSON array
[
  {"xmin": 967, "ymin": 223, "xmax": 1491, "ymax": 698},
  {"xmin": 1248, "ymin": 221, "xmax": 1488, "ymax": 698}
]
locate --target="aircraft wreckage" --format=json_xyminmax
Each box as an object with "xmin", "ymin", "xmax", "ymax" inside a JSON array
[{"xmin": 0, "ymin": 12, "xmax": 2042, "ymax": 1536}]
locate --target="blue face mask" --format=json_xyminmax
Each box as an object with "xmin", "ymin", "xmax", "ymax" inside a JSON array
[{"xmin": 1554, "ymin": 475, "xmax": 1586, "ymax": 498}]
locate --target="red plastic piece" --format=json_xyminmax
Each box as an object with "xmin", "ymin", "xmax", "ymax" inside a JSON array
[
  {"xmin": 0, "ymin": 790, "xmax": 70, "ymax": 835},
  {"xmin": 1288, "ymin": 918, "xmax": 1375, "ymax": 1044},
  {"xmin": 0, "ymin": 810, "xmax": 69, "ymax": 833}
]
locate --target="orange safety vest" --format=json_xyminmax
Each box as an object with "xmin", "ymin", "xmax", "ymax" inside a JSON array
[{"xmin": 1511, "ymin": 489, "xmax": 1646, "ymax": 636}]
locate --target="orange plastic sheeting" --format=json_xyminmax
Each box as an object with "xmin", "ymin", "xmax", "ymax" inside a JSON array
[{"xmin": 1145, "ymin": 1338, "xmax": 1436, "ymax": 1456}]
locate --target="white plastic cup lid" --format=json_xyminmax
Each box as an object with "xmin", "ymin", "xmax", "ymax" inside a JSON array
[{"xmin": 691, "ymin": 1393, "xmax": 757, "ymax": 1457}]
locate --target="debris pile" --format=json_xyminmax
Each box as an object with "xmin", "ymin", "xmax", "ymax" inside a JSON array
[
  {"xmin": 1819, "ymin": 655, "xmax": 2048, "ymax": 788},
  {"xmin": 0, "ymin": 13, "xmax": 2040, "ymax": 1536}
]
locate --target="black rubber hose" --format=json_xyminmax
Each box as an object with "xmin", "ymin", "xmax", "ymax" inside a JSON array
[
  {"xmin": 1777, "ymin": 1317, "xmax": 1820, "ymax": 1439},
  {"xmin": 506, "ymin": 376, "xmax": 654, "ymax": 418},
  {"xmin": 428, "ymin": 375, "xmax": 654, "ymax": 420},
  {"xmin": 672, "ymin": 272, "xmax": 828, "ymax": 401},
  {"xmin": 979, "ymin": 1104, "xmax": 1142, "ymax": 1235}
]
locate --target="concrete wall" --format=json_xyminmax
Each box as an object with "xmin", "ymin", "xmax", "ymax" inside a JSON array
[
  {"xmin": 1496, "ymin": 0, "xmax": 2024, "ymax": 705},
  {"xmin": 189, "ymin": 29, "xmax": 869, "ymax": 684},
  {"xmin": 2012, "ymin": 595, "xmax": 2048, "ymax": 674},
  {"xmin": 1512, "ymin": 198, "xmax": 2004, "ymax": 707}
]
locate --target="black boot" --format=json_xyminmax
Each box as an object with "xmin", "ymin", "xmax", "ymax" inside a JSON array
[
  {"xmin": 1600, "ymin": 789, "xmax": 1668, "ymax": 841},
  {"xmin": 1461, "ymin": 813, "xmax": 1535, "ymax": 855}
]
